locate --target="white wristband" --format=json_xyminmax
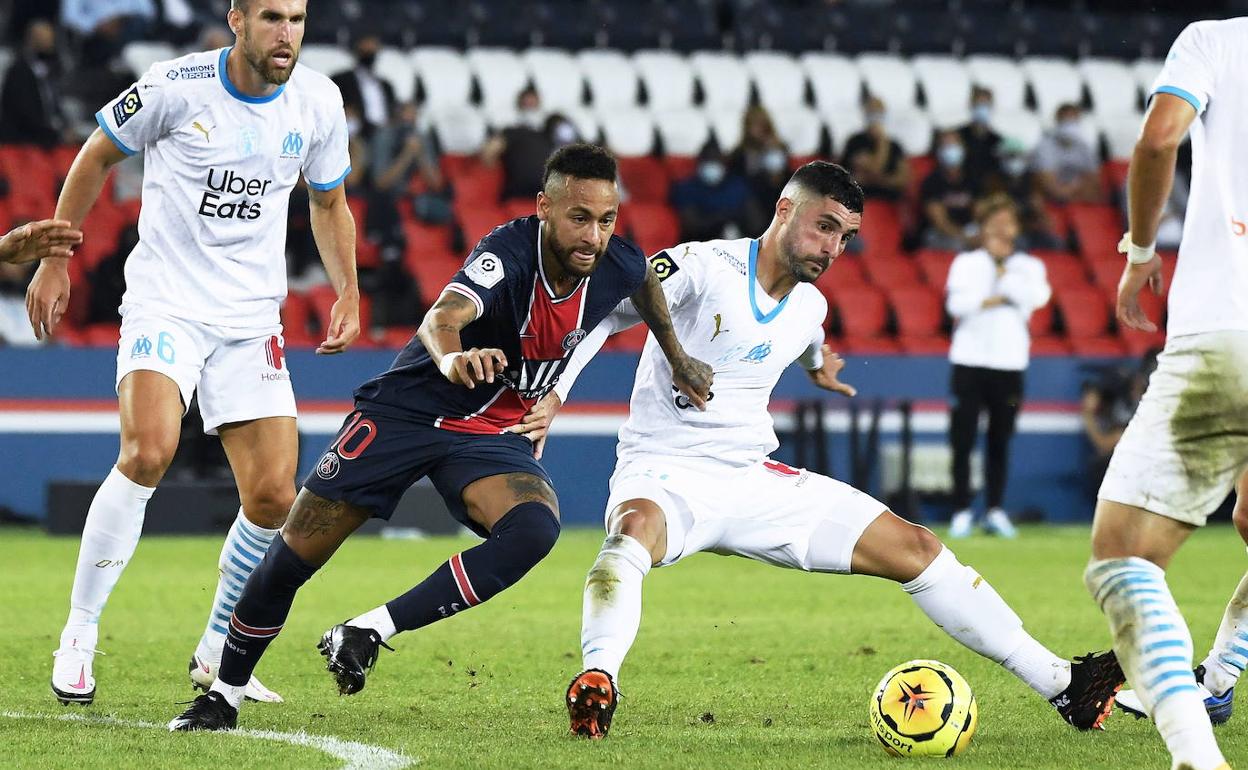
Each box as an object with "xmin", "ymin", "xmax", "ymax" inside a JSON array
[
  {"xmin": 439, "ymin": 351, "xmax": 463, "ymax": 380},
  {"xmin": 1126, "ymin": 242, "xmax": 1156, "ymax": 265}
]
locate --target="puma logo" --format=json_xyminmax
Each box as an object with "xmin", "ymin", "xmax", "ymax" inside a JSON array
[
  {"xmin": 711, "ymin": 313, "xmax": 729, "ymax": 341},
  {"xmin": 191, "ymin": 121, "xmax": 212, "ymax": 141}
]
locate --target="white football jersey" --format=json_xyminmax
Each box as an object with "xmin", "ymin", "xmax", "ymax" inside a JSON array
[
  {"xmin": 1152, "ymin": 19, "xmax": 1248, "ymax": 337},
  {"xmin": 556, "ymin": 238, "xmax": 826, "ymax": 468},
  {"xmin": 95, "ymin": 47, "xmax": 350, "ymax": 328}
]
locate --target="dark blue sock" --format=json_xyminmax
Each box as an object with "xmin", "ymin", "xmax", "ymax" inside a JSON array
[
  {"xmin": 386, "ymin": 502, "xmax": 560, "ymax": 632},
  {"xmin": 218, "ymin": 536, "xmax": 319, "ymax": 687}
]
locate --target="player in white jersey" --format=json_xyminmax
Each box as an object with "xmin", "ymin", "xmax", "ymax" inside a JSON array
[
  {"xmin": 1082, "ymin": 19, "xmax": 1248, "ymax": 770},
  {"xmin": 0, "ymin": 219, "xmax": 81, "ymax": 264},
  {"xmin": 28, "ymin": 0, "xmax": 360, "ymax": 707},
  {"xmin": 517, "ymin": 162, "xmax": 1124, "ymax": 739}
]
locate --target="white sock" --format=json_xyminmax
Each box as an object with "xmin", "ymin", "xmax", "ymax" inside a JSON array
[
  {"xmin": 196, "ymin": 509, "xmax": 280, "ymax": 662},
  {"xmin": 1199, "ymin": 561, "xmax": 1248, "ymax": 698},
  {"xmin": 581, "ymin": 534, "xmax": 652, "ymax": 683},
  {"xmin": 209, "ymin": 678, "xmax": 246, "ymax": 710},
  {"xmin": 1086, "ymin": 558, "xmax": 1225, "ymax": 770},
  {"xmin": 63, "ymin": 467, "xmax": 155, "ymax": 638},
  {"xmin": 903, "ymin": 547, "xmax": 1070, "ymax": 699},
  {"xmin": 349, "ymin": 605, "xmax": 398, "ymax": 643}
]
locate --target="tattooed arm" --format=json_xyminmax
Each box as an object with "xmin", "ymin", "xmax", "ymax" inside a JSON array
[
  {"xmin": 629, "ymin": 264, "xmax": 714, "ymax": 410},
  {"xmin": 418, "ymin": 289, "xmax": 508, "ymax": 390}
]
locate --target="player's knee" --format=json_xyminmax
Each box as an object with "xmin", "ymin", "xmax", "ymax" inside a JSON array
[
  {"xmin": 906, "ymin": 525, "xmax": 945, "ymax": 574},
  {"xmin": 1233, "ymin": 498, "xmax": 1248, "ymax": 544},
  {"xmin": 241, "ymin": 481, "xmax": 297, "ymax": 527},
  {"xmin": 610, "ymin": 503, "xmax": 665, "ymax": 551},
  {"xmin": 117, "ymin": 434, "xmax": 178, "ymax": 484},
  {"xmin": 492, "ymin": 501, "xmax": 561, "ymax": 576}
]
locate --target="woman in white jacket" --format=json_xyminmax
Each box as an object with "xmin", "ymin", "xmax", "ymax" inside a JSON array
[{"xmin": 945, "ymin": 194, "xmax": 1052, "ymax": 538}]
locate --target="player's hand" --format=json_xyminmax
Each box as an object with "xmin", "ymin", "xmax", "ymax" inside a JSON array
[
  {"xmin": 448, "ymin": 347, "xmax": 508, "ymax": 389},
  {"xmin": 0, "ymin": 219, "xmax": 82, "ymax": 264},
  {"xmin": 671, "ymin": 352, "xmax": 714, "ymax": 411},
  {"xmin": 317, "ymin": 289, "xmax": 361, "ymax": 354},
  {"xmin": 508, "ymin": 391, "xmax": 562, "ymax": 459},
  {"xmin": 1116, "ymin": 255, "xmax": 1164, "ymax": 332},
  {"xmin": 25, "ymin": 257, "xmax": 71, "ymax": 340},
  {"xmin": 807, "ymin": 345, "xmax": 857, "ymax": 397}
]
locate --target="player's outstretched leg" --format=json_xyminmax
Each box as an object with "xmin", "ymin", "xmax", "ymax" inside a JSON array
[
  {"xmin": 848, "ymin": 511, "xmax": 1124, "ymax": 731},
  {"xmin": 340, "ymin": 474, "xmax": 561, "ymax": 695},
  {"xmin": 170, "ymin": 490, "xmax": 368, "ymax": 731},
  {"xmin": 1085, "ymin": 501, "xmax": 1227, "ymax": 770}
]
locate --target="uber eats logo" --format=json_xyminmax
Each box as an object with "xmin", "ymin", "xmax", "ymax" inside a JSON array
[{"xmin": 198, "ymin": 167, "xmax": 272, "ymax": 220}]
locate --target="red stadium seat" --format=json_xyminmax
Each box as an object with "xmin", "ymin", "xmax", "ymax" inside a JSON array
[
  {"xmin": 839, "ymin": 335, "xmax": 902, "ymax": 354},
  {"xmin": 446, "ymin": 158, "xmax": 503, "ymax": 206},
  {"xmin": 822, "ymin": 256, "xmax": 869, "ymax": 290},
  {"xmin": 379, "ymin": 326, "xmax": 419, "ymax": 349},
  {"xmin": 308, "ymin": 284, "xmax": 372, "ymax": 335},
  {"xmin": 1030, "ymin": 336, "xmax": 1071, "ymax": 356},
  {"xmin": 405, "ymin": 250, "xmax": 464, "ymax": 308},
  {"xmin": 915, "ymin": 248, "xmax": 955, "ymax": 288},
  {"xmin": 1038, "ymin": 252, "xmax": 1091, "ymax": 289},
  {"xmin": 857, "ymin": 200, "xmax": 902, "ymax": 260},
  {"xmin": 832, "ymin": 285, "xmax": 889, "ymax": 338},
  {"xmin": 887, "ymin": 284, "xmax": 944, "ymax": 337},
  {"xmin": 401, "ymin": 220, "xmax": 454, "ymax": 254},
  {"xmin": 346, "ymin": 196, "xmax": 380, "ymax": 269},
  {"xmin": 83, "ymin": 323, "xmax": 121, "ymax": 347},
  {"xmin": 457, "ymin": 205, "xmax": 507, "ymax": 249},
  {"xmin": 863, "ymin": 255, "xmax": 922, "ymax": 289},
  {"xmin": 1053, "ymin": 285, "xmax": 1112, "ymax": 338},
  {"xmin": 1120, "ymin": 328, "xmax": 1166, "ymax": 357},
  {"xmin": 1104, "ymin": 159, "xmax": 1130, "ymax": 192},
  {"xmin": 280, "ymin": 291, "xmax": 318, "ymax": 347},
  {"xmin": 1069, "ymin": 336, "xmax": 1128, "ymax": 357},
  {"xmin": 1029, "ymin": 301, "xmax": 1055, "ymax": 336},
  {"xmin": 1087, "ymin": 256, "xmax": 1124, "ymax": 292},
  {"xmin": 898, "ymin": 335, "xmax": 950, "ymax": 355},
  {"xmin": 1067, "ymin": 203, "xmax": 1122, "ymax": 262},
  {"xmin": 502, "ymin": 198, "xmax": 534, "ymax": 221},
  {"xmin": 662, "ymin": 156, "xmax": 697, "ymax": 183},
  {"xmin": 617, "ymin": 156, "xmax": 670, "ymax": 204},
  {"xmin": 624, "ymin": 202, "xmax": 680, "ymax": 257}
]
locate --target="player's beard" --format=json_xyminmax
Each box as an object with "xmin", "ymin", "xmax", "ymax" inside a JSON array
[
  {"xmin": 781, "ymin": 229, "xmax": 829, "ymax": 284},
  {"xmin": 240, "ymin": 27, "xmax": 298, "ymax": 86},
  {"xmin": 546, "ymin": 228, "xmax": 605, "ymax": 280}
]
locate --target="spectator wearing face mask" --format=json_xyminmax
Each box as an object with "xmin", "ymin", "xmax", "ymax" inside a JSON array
[
  {"xmin": 0, "ymin": 19, "xmax": 70, "ymax": 147},
  {"xmin": 981, "ymin": 138, "xmax": 1061, "ymax": 250},
  {"xmin": 729, "ymin": 105, "xmax": 792, "ymax": 221},
  {"xmin": 670, "ymin": 143, "xmax": 752, "ymax": 242},
  {"xmin": 919, "ymin": 130, "xmax": 978, "ymax": 250},
  {"xmin": 840, "ymin": 95, "xmax": 909, "ymax": 201},
  {"xmin": 480, "ymin": 86, "xmax": 556, "ymax": 203},
  {"xmin": 332, "ymin": 33, "xmax": 396, "ymax": 141},
  {"xmin": 1031, "ymin": 104, "xmax": 1104, "ymax": 204},
  {"xmin": 957, "ymin": 86, "xmax": 1004, "ymax": 187}
]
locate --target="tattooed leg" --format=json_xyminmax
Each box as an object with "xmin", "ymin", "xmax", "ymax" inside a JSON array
[{"xmin": 281, "ymin": 489, "xmax": 372, "ymax": 566}]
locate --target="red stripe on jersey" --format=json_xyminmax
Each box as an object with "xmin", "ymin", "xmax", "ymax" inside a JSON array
[
  {"xmin": 449, "ymin": 553, "xmax": 481, "ymax": 606},
  {"xmin": 521, "ymin": 274, "xmax": 588, "ymax": 361},
  {"xmin": 437, "ymin": 387, "xmax": 530, "ymax": 434}
]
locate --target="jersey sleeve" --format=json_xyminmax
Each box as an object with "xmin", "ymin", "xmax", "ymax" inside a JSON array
[
  {"xmin": 303, "ymin": 87, "xmax": 352, "ymax": 191},
  {"xmin": 1152, "ymin": 22, "xmax": 1218, "ymax": 114},
  {"xmin": 94, "ymin": 65, "xmax": 179, "ymax": 156},
  {"xmin": 647, "ymin": 242, "xmax": 705, "ymax": 310},
  {"xmin": 797, "ymin": 326, "xmax": 826, "ymax": 371},
  {"xmin": 444, "ymin": 232, "xmax": 525, "ymax": 320}
]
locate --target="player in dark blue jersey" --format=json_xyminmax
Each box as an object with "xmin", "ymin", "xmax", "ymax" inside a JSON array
[{"xmin": 169, "ymin": 143, "xmax": 714, "ymax": 731}]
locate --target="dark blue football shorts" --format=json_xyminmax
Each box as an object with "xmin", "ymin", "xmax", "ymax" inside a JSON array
[{"xmin": 302, "ymin": 401, "xmax": 553, "ymax": 537}]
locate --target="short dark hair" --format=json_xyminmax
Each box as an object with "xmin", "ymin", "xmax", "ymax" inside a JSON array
[
  {"xmin": 542, "ymin": 143, "xmax": 618, "ymax": 189},
  {"xmin": 786, "ymin": 161, "xmax": 864, "ymax": 214},
  {"xmin": 231, "ymin": 0, "xmax": 251, "ymax": 11}
]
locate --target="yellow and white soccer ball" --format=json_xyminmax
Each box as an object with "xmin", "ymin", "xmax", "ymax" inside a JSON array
[{"xmin": 869, "ymin": 659, "xmax": 978, "ymax": 758}]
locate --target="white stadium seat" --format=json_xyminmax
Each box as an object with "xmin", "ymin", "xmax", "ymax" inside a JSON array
[
  {"xmin": 855, "ymin": 53, "xmax": 918, "ymax": 112},
  {"xmin": 1132, "ymin": 58, "xmax": 1164, "ymax": 99},
  {"xmin": 769, "ymin": 105, "xmax": 823, "ymax": 156},
  {"xmin": 430, "ymin": 105, "xmax": 488, "ymax": 154},
  {"xmin": 927, "ymin": 106, "xmax": 970, "ymax": 132},
  {"xmin": 706, "ymin": 107, "xmax": 745, "ymax": 152},
  {"xmin": 375, "ymin": 47, "xmax": 416, "ymax": 104},
  {"xmin": 634, "ymin": 50, "xmax": 695, "ymax": 111},
  {"xmin": 562, "ymin": 106, "xmax": 602, "ymax": 144},
  {"xmin": 965, "ymin": 55, "xmax": 1027, "ymax": 111},
  {"xmin": 1079, "ymin": 58, "xmax": 1139, "ymax": 118},
  {"xmin": 652, "ymin": 107, "xmax": 712, "ymax": 156},
  {"xmin": 1096, "ymin": 112, "xmax": 1143, "ymax": 160},
  {"xmin": 122, "ymin": 41, "xmax": 176, "ymax": 76},
  {"xmin": 599, "ymin": 107, "xmax": 655, "ymax": 157},
  {"xmin": 800, "ymin": 53, "xmax": 863, "ymax": 114},
  {"xmin": 690, "ymin": 51, "xmax": 751, "ymax": 112},
  {"xmin": 989, "ymin": 108, "xmax": 1044, "ymax": 153},
  {"xmin": 744, "ymin": 51, "xmax": 807, "ymax": 113},
  {"xmin": 412, "ymin": 48, "xmax": 473, "ymax": 109},
  {"xmin": 1022, "ymin": 57, "xmax": 1084, "ymax": 119},
  {"xmin": 820, "ymin": 103, "xmax": 865, "ymax": 156},
  {"xmin": 466, "ymin": 48, "xmax": 529, "ymax": 114},
  {"xmin": 912, "ymin": 55, "xmax": 971, "ymax": 117},
  {"xmin": 297, "ymin": 43, "xmax": 353, "ymax": 79},
  {"xmin": 522, "ymin": 48, "xmax": 584, "ymax": 112},
  {"xmin": 577, "ymin": 49, "xmax": 639, "ymax": 110},
  {"xmin": 887, "ymin": 110, "xmax": 935, "ymax": 156}
]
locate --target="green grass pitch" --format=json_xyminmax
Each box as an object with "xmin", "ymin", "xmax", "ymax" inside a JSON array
[{"xmin": 2, "ymin": 525, "xmax": 1244, "ymax": 769}]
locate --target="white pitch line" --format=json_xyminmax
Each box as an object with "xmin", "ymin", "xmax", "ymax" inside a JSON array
[{"xmin": 0, "ymin": 710, "xmax": 414, "ymax": 770}]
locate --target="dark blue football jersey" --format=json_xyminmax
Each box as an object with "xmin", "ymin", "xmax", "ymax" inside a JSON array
[{"xmin": 355, "ymin": 216, "xmax": 647, "ymax": 433}]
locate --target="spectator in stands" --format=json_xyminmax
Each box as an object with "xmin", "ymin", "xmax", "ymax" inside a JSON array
[
  {"xmin": 0, "ymin": 19, "xmax": 70, "ymax": 147},
  {"xmin": 946, "ymin": 194, "xmax": 1051, "ymax": 539},
  {"xmin": 0, "ymin": 257, "xmax": 40, "ymax": 346},
  {"xmin": 373, "ymin": 102, "xmax": 451, "ymax": 226},
  {"xmin": 958, "ymin": 86, "xmax": 1003, "ymax": 185},
  {"xmin": 730, "ymin": 105, "xmax": 791, "ymax": 228},
  {"xmin": 332, "ymin": 33, "xmax": 395, "ymax": 142},
  {"xmin": 1080, "ymin": 349, "xmax": 1158, "ymax": 501},
  {"xmin": 480, "ymin": 86, "xmax": 554, "ymax": 203},
  {"xmin": 545, "ymin": 113, "xmax": 580, "ymax": 149},
  {"xmin": 62, "ymin": 16, "xmax": 137, "ymax": 140},
  {"xmin": 981, "ymin": 138, "xmax": 1061, "ymax": 250},
  {"xmin": 60, "ymin": 0, "xmax": 156, "ymax": 42},
  {"xmin": 840, "ymin": 95, "xmax": 908, "ymax": 201},
  {"xmin": 1031, "ymin": 103, "xmax": 1103, "ymax": 204},
  {"xmin": 670, "ymin": 143, "xmax": 753, "ymax": 242},
  {"xmin": 919, "ymin": 130, "xmax": 977, "ymax": 250}
]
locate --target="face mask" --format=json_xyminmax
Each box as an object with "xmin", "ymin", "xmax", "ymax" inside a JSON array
[
  {"xmin": 1057, "ymin": 119, "xmax": 1082, "ymax": 142},
  {"xmin": 699, "ymin": 161, "xmax": 726, "ymax": 186},
  {"xmin": 519, "ymin": 108, "xmax": 543, "ymax": 129},
  {"xmin": 553, "ymin": 121, "xmax": 577, "ymax": 146},
  {"xmin": 866, "ymin": 110, "xmax": 886, "ymax": 125},
  {"xmin": 356, "ymin": 51, "xmax": 377, "ymax": 70},
  {"xmin": 972, "ymin": 103, "xmax": 992, "ymax": 125},
  {"xmin": 1003, "ymin": 156, "xmax": 1027, "ymax": 177},
  {"xmin": 938, "ymin": 144, "xmax": 964, "ymax": 168},
  {"xmin": 761, "ymin": 148, "xmax": 786, "ymax": 174}
]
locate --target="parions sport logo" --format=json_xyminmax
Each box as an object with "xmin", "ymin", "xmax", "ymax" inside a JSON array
[{"xmin": 198, "ymin": 167, "xmax": 273, "ymax": 220}]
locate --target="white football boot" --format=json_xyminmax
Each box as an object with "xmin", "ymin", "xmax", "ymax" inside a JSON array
[
  {"xmin": 51, "ymin": 629, "xmax": 100, "ymax": 705},
  {"xmin": 189, "ymin": 649, "xmax": 283, "ymax": 703}
]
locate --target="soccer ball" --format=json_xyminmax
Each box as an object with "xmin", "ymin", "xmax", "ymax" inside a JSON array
[{"xmin": 869, "ymin": 659, "xmax": 978, "ymax": 758}]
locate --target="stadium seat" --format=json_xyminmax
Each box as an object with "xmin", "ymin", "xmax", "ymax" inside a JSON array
[
  {"xmin": 887, "ymin": 285, "xmax": 945, "ymax": 337},
  {"xmin": 1131, "ymin": 58, "xmax": 1164, "ymax": 99},
  {"xmin": 989, "ymin": 109, "xmax": 1044, "ymax": 153},
  {"xmin": 898, "ymin": 335, "xmax": 950, "ymax": 355},
  {"xmin": 623, "ymin": 202, "xmax": 680, "ymax": 258},
  {"xmin": 801, "ymin": 53, "xmax": 863, "ymax": 115},
  {"xmin": 825, "ymin": 256, "xmax": 869, "ymax": 289},
  {"xmin": 839, "ymin": 336, "xmax": 903, "ymax": 355},
  {"xmin": 1067, "ymin": 203, "xmax": 1123, "ymax": 262},
  {"xmin": 1087, "ymin": 256, "xmax": 1126, "ymax": 293},
  {"xmin": 1097, "ymin": 113, "xmax": 1144, "ymax": 161},
  {"xmin": 375, "ymin": 48, "xmax": 417, "ymax": 104},
  {"xmin": 1120, "ymin": 328, "xmax": 1166, "ymax": 357},
  {"xmin": 298, "ymin": 44, "xmax": 354, "ymax": 78},
  {"xmin": 431, "ymin": 106, "xmax": 488, "ymax": 155},
  {"xmin": 855, "ymin": 53, "xmax": 919, "ymax": 112},
  {"xmin": 863, "ymin": 255, "xmax": 922, "ymax": 289},
  {"xmin": 1030, "ymin": 336, "xmax": 1071, "ymax": 356},
  {"xmin": 823, "ymin": 104, "xmax": 866, "ymax": 157},
  {"xmin": 458, "ymin": 205, "xmax": 507, "ymax": 249},
  {"xmin": 308, "ymin": 284, "xmax": 372, "ymax": 336},
  {"xmin": 561, "ymin": 106, "xmax": 602, "ymax": 145},
  {"xmin": 281, "ymin": 291, "xmax": 318, "ymax": 347},
  {"xmin": 616, "ymin": 156, "xmax": 669, "ymax": 204},
  {"xmin": 523, "ymin": 48, "xmax": 585, "ymax": 112},
  {"xmin": 444, "ymin": 157, "xmax": 502, "ymax": 206},
  {"xmin": 412, "ymin": 48, "xmax": 473, "ymax": 109},
  {"xmin": 832, "ymin": 285, "xmax": 890, "ymax": 338},
  {"xmin": 121, "ymin": 41, "xmax": 176, "ymax": 77},
  {"xmin": 857, "ymin": 200, "xmax": 903, "ymax": 261},
  {"xmin": 1029, "ymin": 301, "xmax": 1056, "ymax": 336},
  {"xmin": 1054, "ymin": 285, "xmax": 1112, "ymax": 338},
  {"xmin": 502, "ymin": 198, "xmax": 534, "ymax": 221},
  {"xmin": 83, "ymin": 323, "xmax": 122, "ymax": 347},
  {"xmin": 401, "ymin": 219, "xmax": 454, "ymax": 255},
  {"xmin": 379, "ymin": 326, "xmax": 419, "ymax": 349},
  {"xmin": 346, "ymin": 196, "xmax": 380, "ymax": 269},
  {"xmin": 1038, "ymin": 252, "xmax": 1091, "ymax": 289},
  {"xmin": 405, "ymin": 250, "xmax": 464, "ymax": 308},
  {"xmin": 577, "ymin": 49, "xmax": 640, "ymax": 110},
  {"xmin": 916, "ymin": 249, "xmax": 956, "ymax": 288},
  {"xmin": 690, "ymin": 52, "xmax": 751, "ymax": 112},
  {"xmin": 634, "ymin": 51, "xmax": 695, "ymax": 110},
  {"xmin": 770, "ymin": 106, "xmax": 824, "ymax": 157},
  {"xmin": 706, "ymin": 107, "xmax": 745, "ymax": 154},
  {"xmin": 1079, "ymin": 58, "xmax": 1140, "ymax": 118},
  {"xmin": 466, "ymin": 48, "xmax": 529, "ymax": 115},
  {"xmin": 887, "ymin": 110, "xmax": 935, "ymax": 157},
  {"xmin": 663, "ymin": 155, "xmax": 698, "ymax": 182},
  {"xmin": 744, "ymin": 52, "xmax": 807, "ymax": 113},
  {"xmin": 1069, "ymin": 336, "xmax": 1128, "ymax": 357},
  {"xmin": 599, "ymin": 108, "xmax": 656, "ymax": 157},
  {"xmin": 1021, "ymin": 57, "xmax": 1084, "ymax": 119},
  {"xmin": 653, "ymin": 108, "xmax": 712, "ymax": 157},
  {"xmin": 965, "ymin": 55, "xmax": 1027, "ymax": 111},
  {"xmin": 912, "ymin": 55, "xmax": 972, "ymax": 119}
]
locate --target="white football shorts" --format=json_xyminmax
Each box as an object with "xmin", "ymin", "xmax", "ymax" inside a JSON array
[
  {"xmin": 605, "ymin": 456, "xmax": 888, "ymax": 573},
  {"xmin": 1099, "ymin": 330, "xmax": 1248, "ymax": 526},
  {"xmin": 115, "ymin": 307, "xmax": 297, "ymax": 435}
]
